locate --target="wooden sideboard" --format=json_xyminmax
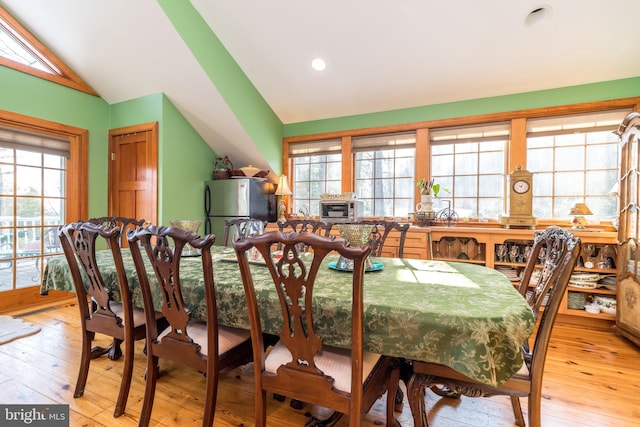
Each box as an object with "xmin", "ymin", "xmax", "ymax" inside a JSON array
[{"xmin": 265, "ymin": 223, "xmax": 618, "ymax": 327}]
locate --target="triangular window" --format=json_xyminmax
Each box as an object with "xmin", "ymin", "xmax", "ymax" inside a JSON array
[{"xmin": 0, "ymin": 6, "xmax": 97, "ymax": 96}]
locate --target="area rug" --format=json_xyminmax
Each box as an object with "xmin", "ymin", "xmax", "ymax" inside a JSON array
[{"xmin": 0, "ymin": 315, "xmax": 41, "ymax": 345}]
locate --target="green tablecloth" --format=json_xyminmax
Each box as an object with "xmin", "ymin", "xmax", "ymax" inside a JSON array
[{"xmin": 41, "ymin": 247, "xmax": 534, "ymax": 387}]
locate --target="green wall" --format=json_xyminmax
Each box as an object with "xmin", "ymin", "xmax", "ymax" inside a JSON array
[
  {"xmin": 160, "ymin": 95, "xmax": 214, "ymax": 224},
  {"xmin": 159, "ymin": 0, "xmax": 283, "ymax": 174},
  {"xmin": 283, "ymin": 76, "xmax": 640, "ymax": 137},
  {"xmin": 0, "ymin": 65, "xmax": 110, "ymax": 218},
  {"xmin": 0, "ymin": 65, "xmax": 215, "ymax": 227},
  {"xmin": 110, "ymin": 94, "xmax": 215, "ymax": 226}
]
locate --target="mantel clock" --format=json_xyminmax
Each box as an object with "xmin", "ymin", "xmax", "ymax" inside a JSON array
[{"xmin": 501, "ymin": 165, "xmax": 537, "ymax": 229}]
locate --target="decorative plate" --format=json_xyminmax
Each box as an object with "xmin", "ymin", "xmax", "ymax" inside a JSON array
[
  {"xmin": 328, "ymin": 261, "xmax": 384, "ymax": 273},
  {"xmin": 568, "ymin": 281, "xmax": 598, "ymax": 289},
  {"xmin": 570, "ymin": 273, "xmax": 601, "ymax": 282}
]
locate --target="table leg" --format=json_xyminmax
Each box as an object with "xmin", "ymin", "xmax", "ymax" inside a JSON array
[{"xmin": 406, "ymin": 373, "xmax": 430, "ymax": 427}]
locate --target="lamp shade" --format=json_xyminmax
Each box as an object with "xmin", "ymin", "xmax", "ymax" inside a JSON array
[
  {"xmin": 569, "ymin": 203, "xmax": 593, "ymax": 216},
  {"xmin": 275, "ymin": 175, "xmax": 292, "ymax": 196}
]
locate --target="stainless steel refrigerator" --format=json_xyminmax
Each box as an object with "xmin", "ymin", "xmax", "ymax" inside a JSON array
[{"xmin": 204, "ymin": 178, "xmax": 276, "ymax": 245}]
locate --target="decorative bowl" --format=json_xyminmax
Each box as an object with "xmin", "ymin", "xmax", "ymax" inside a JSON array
[
  {"xmin": 594, "ymin": 295, "xmax": 616, "ymax": 308},
  {"xmin": 600, "ymin": 306, "xmax": 616, "ymax": 315},
  {"xmin": 335, "ymin": 224, "xmax": 374, "ymax": 271},
  {"xmin": 239, "ymin": 165, "xmax": 260, "ymax": 177},
  {"xmin": 584, "ymin": 304, "xmax": 600, "ymax": 314},
  {"xmin": 169, "ymin": 220, "xmax": 202, "ymax": 256}
]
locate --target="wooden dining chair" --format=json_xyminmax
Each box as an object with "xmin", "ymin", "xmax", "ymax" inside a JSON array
[
  {"xmin": 233, "ymin": 230, "xmax": 400, "ymax": 427},
  {"xmin": 356, "ymin": 220, "xmax": 410, "ymax": 257},
  {"xmin": 129, "ymin": 225, "xmax": 253, "ymax": 427},
  {"xmin": 222, "ymin": 217, "xmax": 267, "ymax": 246},
  {"xmin": 87, "ymin": 216, "xmax": 145, "ymax": 248},
  {"xmin": 58, "ymin": 221, "xmax": 165, "ymax": 418},
  {"xmin": 406, "ymin": 226, "xmax": 581, "ymax": 427},
  {"xmin": 277, "ymin": 218, "xmax": 334, "ymax": 236},
  {"xmin": 277, "ymin": 218, "xmax": 334, "ymax": 253}
]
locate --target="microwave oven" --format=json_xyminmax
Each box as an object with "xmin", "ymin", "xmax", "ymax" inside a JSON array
[{"xmin": 319, "ymin": 199, "xmax": 364, "ymax": 223}]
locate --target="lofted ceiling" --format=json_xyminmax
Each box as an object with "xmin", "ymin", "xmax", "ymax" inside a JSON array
[{"xmin": 2, "ymin": 0, "xmax": 639, "ymax": 174}]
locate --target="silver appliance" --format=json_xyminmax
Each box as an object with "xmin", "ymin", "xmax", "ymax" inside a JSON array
[
  {"xmin": 204, "ymin": 178, "xmax": 276, "ymax": 245},
  {"xmin": 319, "ymin": 199, "xmax": 364, "ymax": 223}
]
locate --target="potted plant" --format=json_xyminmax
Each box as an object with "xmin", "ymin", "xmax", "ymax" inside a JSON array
[
  {"xmin": 417, "ymin": 178, "xmax": 442, "ymax": 197},
  {"xmin": 416, "ymin": 178, "xmax": 447, "ymax": 213}
]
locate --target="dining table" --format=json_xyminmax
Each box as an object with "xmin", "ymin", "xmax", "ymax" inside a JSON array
[{"xmin": 41, "ymin": 246, "xmax": 535, "ymax": 389}]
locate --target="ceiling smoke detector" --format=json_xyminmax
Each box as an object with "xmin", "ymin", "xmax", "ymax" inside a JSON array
[{"xmin": 525, "ymin": 5, "xmax": 552, "ymax": 27}]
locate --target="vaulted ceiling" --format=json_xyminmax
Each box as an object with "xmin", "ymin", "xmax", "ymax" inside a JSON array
[{"xmin": 2, "ymin": 0, "xmax": 639, "ymax": 173}]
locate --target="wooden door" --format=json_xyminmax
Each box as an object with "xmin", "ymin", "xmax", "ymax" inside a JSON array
[{"xmin": 108, "ymin": 122, "xmax": 158, "ymax": 228}]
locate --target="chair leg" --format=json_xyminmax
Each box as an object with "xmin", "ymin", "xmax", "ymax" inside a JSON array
[
  {"xmin": 510, "ymin": 396, "xmax": 526, "ymax": 427},
  {"xmin": 528, "ymin": 388, "xmax": 542, "ymax": 427},
  {"xmin": 255, "ymin": 389, "xmax": 268, "ymax": 427},
  {"xmin": 386, "ymin": 362, "xmax": 401, "ymax": 427},
  {"xmin": 304, "ymin": 411, "xmax": 343, "ymax": 427},
  {"xmin": 139, "ymin": 354, "xmax": 159, "ymax": 427},
  {"xmin": 107, "ymin": 338, "xmax": 123, "ymax": 360},
  {"xmin": 113, "ymin": 336, "xmax": 134, "ymax": 418},
  {"xmin": 202, "ymin": 362, "xmax": 218, "ymax": 427},
  {"xmin": 74, "ymin": 330, "xmax": 94, "ymax": 398}
]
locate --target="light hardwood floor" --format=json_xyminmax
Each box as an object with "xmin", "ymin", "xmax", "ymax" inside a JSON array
[{"xmin": 1, "ymin": 301, "xmax": 639, "ymax": 426}]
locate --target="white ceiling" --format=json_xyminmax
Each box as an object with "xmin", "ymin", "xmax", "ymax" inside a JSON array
[{"xmin": 2, "ymin": 0, "xmax": 639, "ymax": 172}]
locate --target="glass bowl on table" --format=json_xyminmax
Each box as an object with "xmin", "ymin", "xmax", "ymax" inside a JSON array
[
  {"xmin": 169, "ymin": 220, "xmax": 202, "ymax": 256},
  {"xmin": 331, "ymin": 224, "xmax": 376, "ymax": 272}
]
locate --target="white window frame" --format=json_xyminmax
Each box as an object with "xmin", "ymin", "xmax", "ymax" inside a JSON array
[
  {"xmin": 526, "ymin": 110, "xmax": 629, "ymax": 221},
  {"xmin": 353, "ymin": 132, "xmax": 416, "ymax": 218},
  {"xmin": 430, "ymin": 123, "xmax": 509, "ymax": 219},
  {"xmin": 0, "ymin": 126, "xmax": 67, "ymax": 291},
  {"xmin": 290, "ymin": 139, "xmax": 342, "ymax": 217}
]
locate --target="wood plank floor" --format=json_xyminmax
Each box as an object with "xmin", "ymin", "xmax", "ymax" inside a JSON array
[{"xmin": 1, "ymin": 301, "xmax": 639, "ymax": 426}]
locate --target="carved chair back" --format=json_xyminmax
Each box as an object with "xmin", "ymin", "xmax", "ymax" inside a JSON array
[
  {"xmin": 356, "ymin": 220, "xmax": 410, "ymax": 257},
  {"xmin": 58, "ymin": 221, "xmax": 147, "ymax": 417},
  {"xmin": 87, "ymin": 216, "xmax": 145, "ymax": 248},
  {"xmin": 407, "ymin": 226, "xmax": 581, "ymax": 427},
  {"xmin": 277, "ymin": 219, "xmax": 334, "ymax": 251},
  {"xmin": 128, "ymin": 225, "xmax": 252, "ymax": 426},
  {"xmin": 233, "ymin": 230, "xmax": 399, "ymax": 427}
]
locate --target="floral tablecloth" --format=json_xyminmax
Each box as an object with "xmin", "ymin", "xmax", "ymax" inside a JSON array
[{"xmin": 41, "ymin": 247, "xmax": 534, "ymax": 387}]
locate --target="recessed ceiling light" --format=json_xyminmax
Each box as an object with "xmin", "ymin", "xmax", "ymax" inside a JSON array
[
  {"xmin": 525, "ymin": 5, "xmax": 552, "ymax": 27},
  {"xmin": 311, "ymin": 57, "xmax": 326, "ymax": 72}
]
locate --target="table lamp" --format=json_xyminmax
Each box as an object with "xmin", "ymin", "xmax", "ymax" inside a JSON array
[
  {"xmin": 569, "ymin": 203, "xmax": 592, "ymax": 229},
  {"xmin": 275, "ymin": 175, "xmax": 292, "ymax": 222}
]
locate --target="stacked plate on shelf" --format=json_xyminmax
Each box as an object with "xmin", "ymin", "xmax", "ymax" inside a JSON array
[
  {"xmin": 569, "ymin": 273, "xmax": 601, "ymax": 290},
  {"xmin": 599, "ymin": 275, "xmax": 617, "ymax": 291},
  {"xmin": 496, "ymin": 266, "xmax": 520, "ymax": 281}
]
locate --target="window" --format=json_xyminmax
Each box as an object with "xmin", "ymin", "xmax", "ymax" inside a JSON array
[
  {"xmin": 0, "ymin": 6, "xmax": 97, "ymax": 95},
  {"xmin": 354, "ymin": 132, "xmax": 415, "ymax": 218},
  {"xmin": 0, "ymin": 126, "xmax": 67, "ymax": 291},
  {"xmin": 527, "ymin": 110, "xmax": 629, "ymax": 220},
  {"xmin": 290, "ymin": 139, "xmax": 342, "ymax": 217},
  {"xmin": 430, "ymin": 123, "xmax": 509, "ymax": 219}
]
